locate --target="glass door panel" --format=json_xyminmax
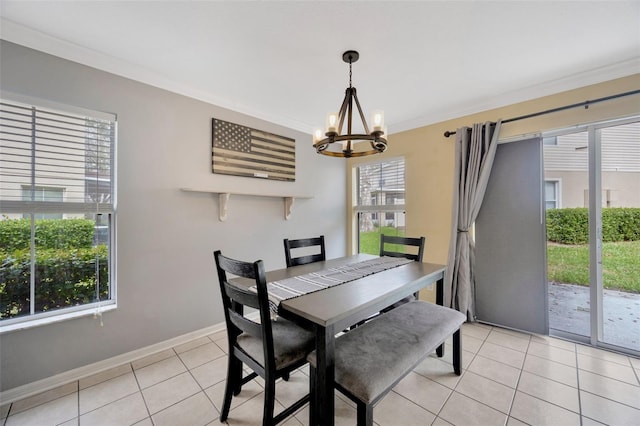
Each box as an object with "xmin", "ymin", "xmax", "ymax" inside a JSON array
[
  {"xmin": 545, "ymin": 130, "xmax": 590, "ymax": 339},
  {"xmin": 599, "ymin": 121, "xmax": 640, "ymax": 352}
]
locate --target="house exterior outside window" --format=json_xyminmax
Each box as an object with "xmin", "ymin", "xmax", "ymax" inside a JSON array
[
  {"xmin": 545, "ymin": 180, "xmax": 560, "ymax": 209},
  {"xmin": 543, "ymin": 122, "xmax": 640, "ymax": 208}
]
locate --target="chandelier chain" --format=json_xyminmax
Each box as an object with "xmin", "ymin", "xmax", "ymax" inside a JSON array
[{"xmin": 349, "ymin": 60, "xmax": 352, "ymax": 88}]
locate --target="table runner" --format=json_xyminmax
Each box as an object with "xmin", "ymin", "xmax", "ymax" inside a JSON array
[{"xmin": 252, "ymin": 256, "xmax": 414, "ymax": 313}]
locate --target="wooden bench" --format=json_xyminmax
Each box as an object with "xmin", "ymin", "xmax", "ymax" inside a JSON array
[{"xmin": 308, "ymin": 300, "xmax": 466, "ymax": 426}]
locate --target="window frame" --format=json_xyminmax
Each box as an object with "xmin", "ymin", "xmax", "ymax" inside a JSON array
[
  {"xmin": 544, "ymin": 179, "xmax": 561, "ymax": 209},
  {"xmin": 0, "ymin": 93, "xmax": 117, "ymax": 332}
]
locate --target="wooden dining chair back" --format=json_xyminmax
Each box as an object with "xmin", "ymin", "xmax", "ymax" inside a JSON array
[
  {"xmin": 283, "ymin": 235, "xmax": 326, "ymax": 267},
  {"xmin": 379, "ymin": 234, "xmax": 425, "ymax": 262},
  {"xmin": 379, "ymin": 234, "xmax": 426, "ymax": 311},
  {"xmin": 214, "ymin": 250, "xmax": 314, "ymax": 425}
]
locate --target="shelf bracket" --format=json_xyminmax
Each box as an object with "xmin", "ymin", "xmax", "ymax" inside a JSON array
[
  {"xmin": 219, "ymin": 193, "xmax": 230, "ymax": 222},
  {"xmin": 284, "ymin": 197, "xmax": 294, "ymax": 220}
]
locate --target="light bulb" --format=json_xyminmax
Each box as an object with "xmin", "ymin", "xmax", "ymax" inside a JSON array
[
  {"xmin": 313, "ymin": 129, "xmax": 323, "ymax": 143},
  {"xmin": 371, "ymin": 110, "xmax": 384, "ymax": 132},
  {"xmin": 326, "ymin": 113, "xmax": 338, "ymax": 133}
]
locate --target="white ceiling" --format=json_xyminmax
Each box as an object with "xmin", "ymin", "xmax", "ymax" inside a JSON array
[{"xmin": 1, "ymin": 1, "xmax": 639, "ymax": 134}]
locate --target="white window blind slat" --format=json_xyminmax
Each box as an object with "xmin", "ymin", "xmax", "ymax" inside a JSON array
[
  {"xmin": 355, "ymin": 158, "xmax": 405, "ymax": 211},
  {"xmin": 0, "ymin": 99, "xmax": 115, "ymax": 207}
]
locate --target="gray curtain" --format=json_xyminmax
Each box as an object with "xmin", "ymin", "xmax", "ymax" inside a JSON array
[{"xmin": 445, "ymin": 120, "xmax": 502, "ymax": 321}]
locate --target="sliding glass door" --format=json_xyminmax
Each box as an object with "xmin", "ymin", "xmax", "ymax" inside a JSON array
[
  {"xmin": 599, "ymin": 121, "xmax": 640, "ymax": 352},
  {"xmin": 544, "ymin": 117, "xmax": 640, "ymax": 355}
]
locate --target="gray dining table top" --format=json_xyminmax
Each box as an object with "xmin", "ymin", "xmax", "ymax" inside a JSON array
[{"xmin": 236, "ymin": 254, "xmax": 446, "ymax": 330}]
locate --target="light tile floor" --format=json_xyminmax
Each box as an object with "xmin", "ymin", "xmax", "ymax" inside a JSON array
[{"xmin": 2, "ymin": 323, "xmax": 640, "ymax": 425}]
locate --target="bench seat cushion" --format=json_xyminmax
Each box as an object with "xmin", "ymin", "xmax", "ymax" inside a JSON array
[{"xmin": 309, "ymin": 300, "xmax": 465, "ymax": 404}]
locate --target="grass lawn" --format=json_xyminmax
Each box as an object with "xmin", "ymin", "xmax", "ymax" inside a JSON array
[
  {"xmin": 360, "ymin": 227, "xmax": 405, "ymax": 255},
  {"xmin": 547, "ymin": 240, "xmax": 640, "ymax": 293},
  {"xmin": 362, "ymin": 229, "xmax": 639, "ymax": 293}
]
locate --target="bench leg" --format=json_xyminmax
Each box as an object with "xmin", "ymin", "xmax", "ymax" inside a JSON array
[
  {"xmin": 453, "ymin": 329, "xmax": 462, "ymax": 375},
  {"xmin": 436, "ymin": 277, "xmax": 445, "ymax": 358}
]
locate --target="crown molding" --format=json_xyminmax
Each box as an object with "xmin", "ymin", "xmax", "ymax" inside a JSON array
[
  {"xmin": 391, "ymin": 57, "xmax": 640, "ymax": 134},
  {"xmin": 3, "ymin": 18, "xmax": 636, "ymax": 137},
  {"xmin": 0, "ymin": 18, "xmax": 313, "ymax": 134}
]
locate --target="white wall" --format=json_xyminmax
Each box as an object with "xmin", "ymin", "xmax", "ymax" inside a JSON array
[{"xmin": 0, "ymin": 41, "xmax": 347, "ymax": 392}]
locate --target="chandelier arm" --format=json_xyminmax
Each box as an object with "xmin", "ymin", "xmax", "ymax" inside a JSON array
[
  {"xmin": 346, "ymin": 88, "xmax": 354, "ymax": 153},
  {"xmin": 336, "ymin": 89, "xmax": 351, "ymax": 135},
  {"xmin": 351, "ymin": 90, "xmax": 370, "ymax": 134}
]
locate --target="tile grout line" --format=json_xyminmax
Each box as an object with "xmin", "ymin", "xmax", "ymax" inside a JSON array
[
  {"xmin": 575, "ymin": 345, "xmax": 585, "ymax": 426},
  {"xmin": 133, "ymin": 355, "xmax": 164, "ymax": 423},
  {"xmin": 2, "ymin": 402, "xmax": 11, "ymax": 426},
  {"xmin": 431, "ymin": 325, "xmax": 489, "ymax": 425},
  {"xmin": 504, "ymin": 333, "xmax": 531, "ymax": 425},
  {"xmin": 76, "ymin": 380, "xmax": 80, "ymax": 426},
  {"xmin": 180, "ymin": 339, "xmax": 223, "ymax": 420},
  {"xmin": 201, "ymin": 335, "xmax": 226, "ymax": 415}
]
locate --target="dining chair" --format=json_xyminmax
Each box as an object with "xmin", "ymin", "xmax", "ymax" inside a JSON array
[
  {"xmin": 283, "ymin": 235, "xmax": 326, "ymax": 267},
  {"xmin": 214, "ymin": 250, "xmax": 315, "ymax": 425},
  {"xmin": 380, "ymin": 234, "xmax": 425, "ymax": 311},
  {"xmin": 348, "ymin": 234, "xmax": 427, "ymax": 331}
]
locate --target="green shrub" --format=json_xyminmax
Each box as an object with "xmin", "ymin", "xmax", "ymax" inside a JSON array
[
  {"xmin": 0, "ymin": 218, "xmax": 106, "ymax": 320},
  {"xmin": 546, "ymin": 208, "xmax": 640, "ymax": 244},
  {"xmin": 546, "ymin": 208, "xmax": 588, "ymax": 244},
  {"xmin": 0, "ymin": 246, "xmax": 109, "ymax": 319},
  {"xmin": 0, "ymin": 218, "xmax": 95, "ymax": 251}
]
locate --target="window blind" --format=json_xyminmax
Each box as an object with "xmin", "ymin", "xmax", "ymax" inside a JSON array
[
  {"xmin": 0, "ymin": 99, "xmax": 115, "ymax": 214},
  {"xmin": 355, "ymin": 158, "xmax": 405, "ymax": 212}
]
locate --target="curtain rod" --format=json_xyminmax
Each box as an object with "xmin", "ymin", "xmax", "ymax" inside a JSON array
[{"xmin": 443, "ymin": 89, "xmax": 640, "ymax": 138}]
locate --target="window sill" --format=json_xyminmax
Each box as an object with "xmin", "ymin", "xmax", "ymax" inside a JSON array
[{"xmin": 0, "ymin": 303, "xmax": 117, "ymax": 334}]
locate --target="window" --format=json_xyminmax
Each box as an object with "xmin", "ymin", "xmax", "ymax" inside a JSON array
[
  {"xmin": 355, "ymin": 158, "xmax": 405, "ymax": 254},
  {"xmin": 0, "ymin": 97, "xmax": 116, "ymax": 328},
  {"xmin": 21, "ymin": 186, "xmax": 64, "ymax": 219},
  {"xmin": 544, "ymin": 180, "xmax": 560, "ymax": 209}
]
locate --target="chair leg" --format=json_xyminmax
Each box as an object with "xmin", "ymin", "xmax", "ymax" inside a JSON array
[
  {"xmin": 309, "ymin": 366, "xmax": 316, "ymax": 425},
  {"xmin": 231, "ymin": 357, "xmax": 244, "ymax": 396},
  {"xmin": 453, "ymin": 329, "xmax": 462, "ymax": 375},
  {"xmin": 356, "ymin": 401, "xmax": 373, "ymax": 426},
  {"xmin": 221, "ymin": 356, "xmax": 241, "ymax": 421},
  {"xmin": 262, "ymin": 376, "xmax": 276, "ymax": 426}
]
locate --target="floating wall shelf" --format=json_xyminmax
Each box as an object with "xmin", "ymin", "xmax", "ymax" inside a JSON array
[{"xmin": 180, "ymin": 188, "xmax": 313, "ymax": 221}]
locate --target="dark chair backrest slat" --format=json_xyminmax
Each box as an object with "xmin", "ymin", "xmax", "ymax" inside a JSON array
[
  {"xmin": 223, "ymin": 281, "xmax": 260, "ymax": 310},
  {"xmin": 379, "ymin": 235, "xmax": 426, "ymax": 262},
  {"xmin": 228, "ymin": 309, "xmax": 263, "ymax": 338},
  {"xmin": 283, "ymin": 235, "xmax": 326, "ymax": 267}
]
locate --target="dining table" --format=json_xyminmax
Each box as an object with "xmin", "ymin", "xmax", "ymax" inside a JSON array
[{"xmin": 235, "ymin": 253, "xmax": 446, "ymax": 426}]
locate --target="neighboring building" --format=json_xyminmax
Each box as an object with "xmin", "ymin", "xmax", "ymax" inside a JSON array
[
  {"xmin": 543, "ymin": 122, "xmax": 640, "ymax": 209},
  {"xmin": 356, "ymin": 159, "xmax": 405, "ymax": 232}
]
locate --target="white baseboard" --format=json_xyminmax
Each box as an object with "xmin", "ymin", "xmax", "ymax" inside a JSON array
[{"xmin": 0, "ymin": 321, "xmax": 228, "ymax": 405}]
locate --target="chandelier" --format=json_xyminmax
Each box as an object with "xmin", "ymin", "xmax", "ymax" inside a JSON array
[{"xmin": 313, "ymin": 50, "xmax": 387, "ymax": 158}]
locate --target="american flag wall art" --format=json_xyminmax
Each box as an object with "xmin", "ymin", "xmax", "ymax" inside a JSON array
[{"xmin": 212, "ymin": 118, "xmax": 296, "ymax": 181}]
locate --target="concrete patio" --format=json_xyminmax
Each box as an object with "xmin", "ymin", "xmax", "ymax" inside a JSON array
[{"xmin": 548, "ymin": 282, "xmax": 640, "ymax": 352}]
